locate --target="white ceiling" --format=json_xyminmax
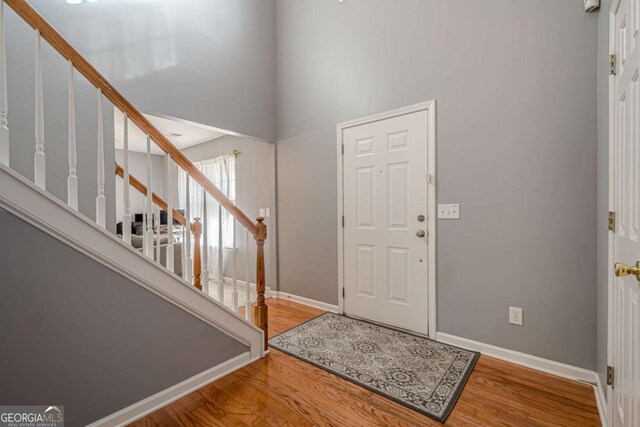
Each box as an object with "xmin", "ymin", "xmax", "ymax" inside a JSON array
[{"xmin": 114, "ymin": 109, "xmax": 226, "ymax": 155}]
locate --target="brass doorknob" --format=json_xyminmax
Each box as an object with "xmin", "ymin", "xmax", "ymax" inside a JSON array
[
  {"xmin": 614, "ymin": 261, "xmax": 640, "ymax": 281},
  {"xmin": 416, "ymin": 230, "xmax": 426, "ymax": 238}
]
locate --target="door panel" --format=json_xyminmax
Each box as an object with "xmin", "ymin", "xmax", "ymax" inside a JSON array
[
  {"xmin": 388, "ymin": 162, "xmax": 410, "ymax": 229},
  {"xmin": 388, "ymin": 247, "xmax": 410, "ymax": 304},
  {"xmin": 613, "ymin": 0, "xmax": 640, "ymax": 425},
  {"xmin": 356, "ymin": 167, "xmax": 375, "ymax": 227},
  {"xmin": 356, "ymin": 245, "xmax": 375, "ymax": 297},
  {"xmin": 343, "ymin": 110, "xmax": 429, "ymax": 334}
]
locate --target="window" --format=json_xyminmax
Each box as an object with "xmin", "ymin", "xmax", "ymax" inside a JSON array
[{"xmin": 178, "ymin": 154, "xmax": 236, "ymax": 249}]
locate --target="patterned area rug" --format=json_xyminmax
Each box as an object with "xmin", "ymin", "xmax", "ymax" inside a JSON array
[{"xmin": 269, "ymin": 313, "xmax": 479, "ymax": 422}]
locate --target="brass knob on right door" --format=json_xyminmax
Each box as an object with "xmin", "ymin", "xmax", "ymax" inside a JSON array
[
  {"xmin": 614, "ymin": 261, "xmax": 640, "ymax": 281},
  {"xmin": 416, "ymin": 230, "xmax": 425, "ymax": 238}
]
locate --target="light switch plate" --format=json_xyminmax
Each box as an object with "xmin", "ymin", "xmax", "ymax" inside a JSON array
[
  {"xmin": 265, "ymin": 208, "xmax": 270, "ymax": 218},
  {"xmin": 259, "ymin": 208, "xmax": 266, "ymax": 217},
  {"xmin": 438, "ymin": 204, "xmax": 460, "ymax": 219}
]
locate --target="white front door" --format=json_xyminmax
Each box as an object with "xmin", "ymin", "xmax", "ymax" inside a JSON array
[
  {"xmin": 342, "ymin": 109, "xmax": 431, "ymax": 335},
  {"xmin": 612, "ymin": 0, "xmax": 640, "ymax": 425}
]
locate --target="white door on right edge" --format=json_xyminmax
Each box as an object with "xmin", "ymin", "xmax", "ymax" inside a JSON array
[
  {"xmin": 612, "ymin": 0, "xmax": 640, "ymax": 425},
  {"xmin": 342, "ymin": 110, "xmax": 430, "ymax": 335}
]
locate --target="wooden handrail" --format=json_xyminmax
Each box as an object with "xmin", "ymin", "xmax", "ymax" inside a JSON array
[
  {"xmin": 5, "ymin": 0, "xmax": 258, "ymax": 237},
  {"xmin": 115, "ymin": 163, "xmax": 186, "ymax": 226}
]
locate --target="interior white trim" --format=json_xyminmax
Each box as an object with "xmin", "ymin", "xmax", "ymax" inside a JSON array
[
  {"xmin": 594, "ymin": 373, "xmax": 608, "ymax": 427},
  {"xmin": 88, "ymin": 352, "xmax": 254, "ymax": 427},
  {"xmin": 336, "ymin": 100, "xmax": 437, "ymax": 338},
  {"xmin": 273, "ymin": 291, "xmax": 340, "ymax": 313},
  {"xmin": 0, "ymin": 164, "xmax": 264, "ymax": 359},
  {"xmin": 436, "ymin": 332, "xmax": 599, "ymax": 384},
  {"xmin": 611, "ymin": 0, "xmax": 621, "ymax": 13},
  {"xmin": 606, "ymin": 7, "xmax": 616, "ymax": 426},
  {"xmin": 221, "ymin": 277, "xmax": 273, "ymax": 298}
]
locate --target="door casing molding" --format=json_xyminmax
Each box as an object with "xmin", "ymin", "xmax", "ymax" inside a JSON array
[
  {"xmin": 606, "ymin": 2, "xmax": 618, "ymax": 425},
  {"xmin": 336, "ymin": 101, "xmax": 437, "ymax": 338}
]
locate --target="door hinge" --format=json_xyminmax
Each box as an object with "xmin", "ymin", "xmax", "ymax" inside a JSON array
[
  {"xmin": 342, "ymin": 215, "xmax": 345, "ymax": 227},
  {"xmin": 342, "ymin": 287, "xmax": 345, "ymax": 298},
  {"xmin": 610, "ymin": 54, "xmax": 617, "ymax": 76},
  {"xmin": 341, "ymin": 144, "xmax": 344, "ymax": 155},
  {"xmin": 607, "ymin": 365, "xmax": 615, "ymax": 388},
  {"xmin": 608, "ymin": 211, "xmax": 616, "ymax": 232}
]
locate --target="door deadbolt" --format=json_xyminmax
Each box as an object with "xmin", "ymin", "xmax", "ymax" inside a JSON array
[
  {"xmin": 417, "ymin": 215, "xmax": 425, "ymax": 222},
  {"xmin": 416, "ymin": 230, "xmax": 426, "ymax": 238}
]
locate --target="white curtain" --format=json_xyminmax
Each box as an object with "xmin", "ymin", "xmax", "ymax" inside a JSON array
[{"xmin": 178, "ymin": 154, "xmax": 236, "ymax": 280}]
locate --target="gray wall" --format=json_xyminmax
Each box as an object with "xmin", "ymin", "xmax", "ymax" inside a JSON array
[
  {"xmin": 25, "ymin": 0, "xmax": 277, "ymax": 141},
  {"xmin": 6, "ymin": 9, "xmax": 116, "ymax": 231},
  {"xmin": 0, "ymin": 209, "xmax": 247, "ymax": 426},
  {"xmin": 182, "ymin": 136, "xmax": 277, "ymax": 289},
  {"xmin": 114, "ymin": 149, "xmax": 165, "ymax": 223},
  {"xmin": 275, "ymin": 0, "xmax": 598, "ymax": 369},
  {"xmin": 596, "ymin": 0, "xmax": 611, "ymax": 394}
]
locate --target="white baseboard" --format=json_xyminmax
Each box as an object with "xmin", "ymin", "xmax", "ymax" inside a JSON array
[
  {"xmin": 88, "ymin": 352, "xmax": 254, "ymax": 427},
  {"xmin": 221, "ymin": 277, "xmax": 273, "ymax": 298},
  {"xmin": 217, "ymin": 279, "xmax": 335, "ymax": 313},
  {"xmin": 436, "ymin": 332, "xmax": 598, "ymax": 384},
  {"xmin": 437, "ymin": 332, "xmax": 608, "ymax": 425},
  {"xmin": 273, "ymin": 291, "xmax": 339, "ymax": 313},
  {"xmin": 594, "ymin": 374, "xmax": 608, "ymax": 427}
]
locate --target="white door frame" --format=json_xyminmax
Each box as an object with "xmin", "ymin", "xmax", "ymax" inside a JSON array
[
  {"xmin": 336, "ymin": 100, "xmax": 437, "ymax": 338},
  {"xmin": 602, "ymin": 0, "xmax": 620, "ymax": 426},
  {"xmin": 607, "ymin": 0, "xmax": 619, "ymax": 423}
]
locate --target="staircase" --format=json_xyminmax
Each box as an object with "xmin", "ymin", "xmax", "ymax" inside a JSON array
[{"xmin": 0, "ymin": 0, "xmax": 268, "ymax": 423}]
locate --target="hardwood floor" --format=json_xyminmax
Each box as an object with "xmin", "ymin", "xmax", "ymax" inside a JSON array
[{"xmin": 131, "ymin": 299, "xmax": 601, "ymax": 426}]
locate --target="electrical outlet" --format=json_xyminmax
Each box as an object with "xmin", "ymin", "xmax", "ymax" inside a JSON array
[{"xmin": 509, "ymin": 307, "xmax": 523, "ymax": 326}]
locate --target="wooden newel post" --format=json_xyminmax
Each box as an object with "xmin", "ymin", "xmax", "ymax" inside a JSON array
[
  {"xmin": 191, "ymin": 218, "xmax": 202, "ymax": 290},
  {"xmin": 253, "ymin": 217, "xmax": 268, "ymax": 349}
]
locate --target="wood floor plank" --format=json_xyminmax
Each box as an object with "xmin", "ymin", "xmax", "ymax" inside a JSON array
[
  {"xmin": 238, "ymin": 357, "xmax": 431, "ymax": 427},
  {"xmin": 243, "ymin": 349, "xmax": 436, "ymax": 425},
  {"xmin": 131, "ymin": 298, "xmax": 601, "ymax": 427}
]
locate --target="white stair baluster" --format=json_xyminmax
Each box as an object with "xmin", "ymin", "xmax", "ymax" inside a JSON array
[
  {"xmin": 232, "ymin": 219, "xmax": 238, "ymax": 312},
  {"xmin": 217, "ymin": 203, "xmax": 224, "ymax": 303},
  {"xmin": 144, "ymin": 134, "xmax": 154, "ymax": 258},
  {"xmin": 181, "ymin": 224, "xmax": 186, "ymax": 279},
  {"xmin": 122, "ymin": 113, "xmax": 131, "ymax": 244},
  {"xmin": 166, "ymin": 156, "xmax": 174, "ymax": 273},
  {"xmin": 67, "ymin": 61, "xmax": 77, "ymax": 210},
  {"xmin": 34, "ymin": 30, "xmax": 45, "ymax": 189},
  {"xmin": 95, "ymin": 89, "xmax": 106, "ymax": 228},
  {"xmin": 245, "ymin": 227, "xmax": 252, "ymax": 321},
  {"xmin": 0, "ymin": 0, "xmax": 9, "ymax": 167},
  {"xmin": 155, "ymin": 205, "xmax": 161, "ymax": 262},
  {"xmin": 209, "ymin": 246, "xmax": 214, "ymax": 287},
  {"xmin": 184, "ymin": 175, "xmax": 192, "ymax": 282},
  {"xmin": 201, "ymin": 188, "xmax": 209, "ymax": 293}
]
